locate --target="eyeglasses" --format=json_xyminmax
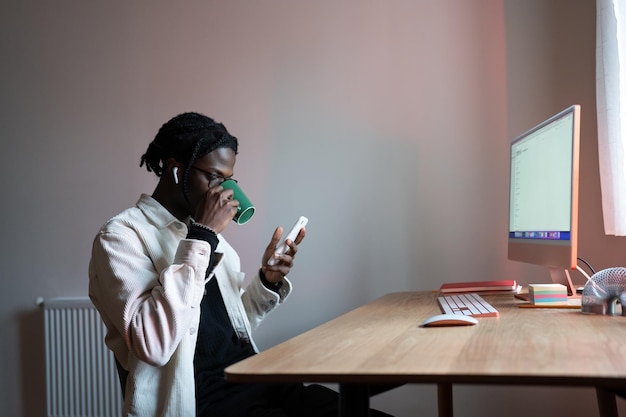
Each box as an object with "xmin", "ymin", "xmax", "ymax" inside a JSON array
[{"xmin": 189, "ymin": 166, "xmax": 236, "ymax": 186}]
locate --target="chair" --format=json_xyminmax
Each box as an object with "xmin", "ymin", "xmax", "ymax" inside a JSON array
[{"xmin": 115, "ymin": 357, "xmax": 128, "ymax": 399}]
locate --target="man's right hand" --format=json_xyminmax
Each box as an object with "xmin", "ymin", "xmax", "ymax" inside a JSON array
[{"xmin": 193, "ymin": 185, "xmax": 239, "ymax": 234}]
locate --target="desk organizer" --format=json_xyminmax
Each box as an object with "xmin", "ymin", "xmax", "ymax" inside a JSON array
[{"xmin": 581, "ymin": 267, "xmax": 626, "ymax": 316}]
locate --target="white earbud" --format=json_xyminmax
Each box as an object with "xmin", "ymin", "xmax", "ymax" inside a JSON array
[{"xmin": 172, "ymin": 167, "xmax": 179, "ymax": 185}]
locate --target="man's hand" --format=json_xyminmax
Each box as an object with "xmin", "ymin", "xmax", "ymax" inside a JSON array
[
  {"xmin": 194, "ymin": 185, "xmax": 239, "ymax": 234},
  {"xmin": 261, "ymin": 226, "xmax": 306, "ymax": 283}
]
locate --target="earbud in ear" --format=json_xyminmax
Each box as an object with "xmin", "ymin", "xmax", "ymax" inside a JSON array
[{"xmin": 172, "ymin": 167, "xmax": 179, "ymax": 185}]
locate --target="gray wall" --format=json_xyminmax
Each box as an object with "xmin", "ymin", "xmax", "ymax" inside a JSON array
[{"xmin": 2, "ymin": 1, "xmax": 624, "ymax": 416}]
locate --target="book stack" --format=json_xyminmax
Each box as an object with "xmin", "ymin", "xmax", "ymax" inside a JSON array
[
  {"xmin": 528, "ymin": 283, "xmax": 568, "ymax": 305},
  {"xmin": 439, "ymin": 279, "xmax": 522, "ymax": 295}
]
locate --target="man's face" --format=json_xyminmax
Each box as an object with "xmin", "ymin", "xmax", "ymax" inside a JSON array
[{"xmin": 184, "ymin": 147, "xmax": 236, "ymax": 216}]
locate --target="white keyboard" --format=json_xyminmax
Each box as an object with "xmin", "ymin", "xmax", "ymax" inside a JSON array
[{"xmin": 437, "ymin": 293, "xmax": 499, "ymax": 318}]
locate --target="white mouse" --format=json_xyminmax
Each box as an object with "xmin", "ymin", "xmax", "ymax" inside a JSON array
[{"xmin": 421, "ymin": 314, "xmax": 478, "ymax": 327}]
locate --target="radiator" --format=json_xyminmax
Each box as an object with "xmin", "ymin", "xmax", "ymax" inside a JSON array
[{"xmin": 42, "ymin": 297, "xmax": 122, "ymax": 417}]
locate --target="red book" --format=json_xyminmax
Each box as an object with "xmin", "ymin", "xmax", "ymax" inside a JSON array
[{"xmin": 439, "ymin": 279, "xmax": 521, "ymax": 294}]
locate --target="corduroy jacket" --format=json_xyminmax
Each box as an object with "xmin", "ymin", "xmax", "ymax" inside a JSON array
[{"xmin": 89, "ymin": 194, "xmax": 291, "ymax": 417}]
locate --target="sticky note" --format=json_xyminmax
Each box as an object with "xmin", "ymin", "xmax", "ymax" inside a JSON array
[{"xmin": 529, "ymin": 283, "xmax": 568, "ymax": 305}]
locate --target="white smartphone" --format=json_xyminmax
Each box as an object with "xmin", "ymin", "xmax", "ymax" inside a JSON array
[{"xmin": 268, "ymin": 216, "xmax": 308, "ymax": 266}]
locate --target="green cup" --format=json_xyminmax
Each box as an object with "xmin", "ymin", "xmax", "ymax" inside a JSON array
[{"xmin": 221, "ymin": 179, "xmax": 255, "ymax": 225}]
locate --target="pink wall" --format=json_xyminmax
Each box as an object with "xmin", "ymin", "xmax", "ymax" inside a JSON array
[{"xmin": 1, "ymin": 1, "xmax": 623, "ymax": 416}]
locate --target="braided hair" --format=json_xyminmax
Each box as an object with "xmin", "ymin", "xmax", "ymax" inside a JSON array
[{"xmin": 140, "ymin": 112, "xmax": 239, "ymax": 194}]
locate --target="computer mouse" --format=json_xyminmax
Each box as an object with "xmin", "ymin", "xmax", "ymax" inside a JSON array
[{"xmin": 420, "ymin": 314, "xmax": 478, "ymax": 327}]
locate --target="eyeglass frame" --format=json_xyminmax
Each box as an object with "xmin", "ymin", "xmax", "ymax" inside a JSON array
[{"xmin": 189, "ymin": 165, "xmax": 237, "ymax": 186}]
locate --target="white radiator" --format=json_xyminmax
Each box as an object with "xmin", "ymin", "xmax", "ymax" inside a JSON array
[{"xmin": 42, "ymin": 297, "xmax": 122, "ymax": 417}]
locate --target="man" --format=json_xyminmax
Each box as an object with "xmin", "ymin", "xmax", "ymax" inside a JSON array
[{"xmin": 89, "ymin": 112, "xmax": 392, "ymax": 417}]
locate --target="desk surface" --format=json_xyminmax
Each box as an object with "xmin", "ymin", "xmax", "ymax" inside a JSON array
[{"xmin": 225, "ymin": 292, "xmax": 626, "ymax": 390}]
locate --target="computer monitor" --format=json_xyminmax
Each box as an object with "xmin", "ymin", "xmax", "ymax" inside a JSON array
[{"xmin": 508, "ymin": 104, "xmax": 581, "ymax": 295}]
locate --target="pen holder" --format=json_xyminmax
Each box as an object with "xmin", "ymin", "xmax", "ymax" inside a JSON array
[{"xmin": 581, "ymin": 267, "xmax": 626, "ymax": 316}]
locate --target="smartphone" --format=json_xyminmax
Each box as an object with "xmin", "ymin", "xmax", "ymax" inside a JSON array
[{"xmin": 268, "ymin": 216, "xmax": 308, "ymax": 265}]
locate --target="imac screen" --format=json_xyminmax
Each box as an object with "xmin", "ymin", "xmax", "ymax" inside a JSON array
[{"xmin": 508, "ymin": 105, "xmax": 581, "ymax": 294}]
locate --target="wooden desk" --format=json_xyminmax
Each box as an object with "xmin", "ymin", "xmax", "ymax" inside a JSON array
[{"xmin": 225, "ymin": 292, "xmax": 626, "ymax": 416}]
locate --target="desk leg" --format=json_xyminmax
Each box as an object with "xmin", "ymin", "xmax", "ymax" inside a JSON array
[
  {"xmin": 596, "ymin": 388, "xmax": 618, "ymax": 417},
  {"xmin": 339, "ymin": 384, "xmax": 370, "ymax": 417},
  {"xmin": 437, "ymin": 383, "xmax": 453, "ymax": 417}
]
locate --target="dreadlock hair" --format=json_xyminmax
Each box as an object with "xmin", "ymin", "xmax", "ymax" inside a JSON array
[{"xmin": 140, "ymin": 112, "xmax": 239, "ymax": 193}]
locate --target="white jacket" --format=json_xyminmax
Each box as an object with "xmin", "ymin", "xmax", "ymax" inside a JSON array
[{"xmin": 88, "ymin": 194, "xmax": 291, "ymax": 417}]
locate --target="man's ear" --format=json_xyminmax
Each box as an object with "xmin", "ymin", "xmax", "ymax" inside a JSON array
[{"xmin": 166, "ymin": 158, "xmax": 182, "ymax": 185}]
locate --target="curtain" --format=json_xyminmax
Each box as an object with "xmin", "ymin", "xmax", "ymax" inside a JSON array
[{"xmin": 597, "ymin": 0, "xmax": 626, "ymax": 235}]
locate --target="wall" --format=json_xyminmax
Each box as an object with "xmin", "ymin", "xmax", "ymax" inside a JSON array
[{"xmin": 1, "ymin": 1, "xmax": 624, "ymax": 416}]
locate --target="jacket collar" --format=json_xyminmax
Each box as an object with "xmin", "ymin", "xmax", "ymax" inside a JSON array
[{"xmin": 136, "ymin": 193, "xmax": 189, "ymax": 230}]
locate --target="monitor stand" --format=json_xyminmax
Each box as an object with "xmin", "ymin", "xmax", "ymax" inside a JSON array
[{"xmin": 548, "ymin": 267, "xmax": 578, "ymax": 297}]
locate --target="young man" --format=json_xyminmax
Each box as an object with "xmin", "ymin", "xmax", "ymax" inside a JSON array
[{"xmin": 89, "ymin": 112, "xmax": 393, "ymax": 417}]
